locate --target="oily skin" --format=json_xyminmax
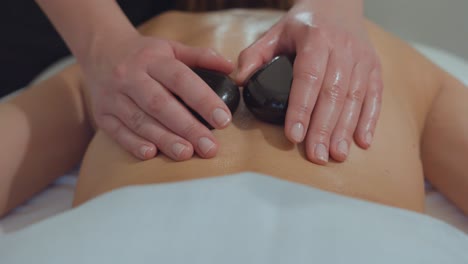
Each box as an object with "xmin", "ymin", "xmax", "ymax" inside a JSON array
[
  {"xmin": 3, "ymin": 10, "xmax": 468, "ymax": 219},
  {"xmin": 73, "ymin": 10, "xmax": 437, "ymax": 211},
  {"xmin": 85, "ymin": 38, "xmax": 235, "ymax": 161},
  {"xmin": 237, "ymin": 0, "xmax": 382, "ymax": 165},
  {"xmin": 36, "ymin": 0, "xmax": 382, "ymax": 164},
  {"xmin": 4, "ymin": 10, "xmax": 467, "ymax": 217},
  {"xmin": 35, "ymin": 0, "xmax": 235, "ymax": 161}
]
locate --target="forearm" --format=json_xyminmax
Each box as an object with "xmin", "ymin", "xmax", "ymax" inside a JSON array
[{"xmin": 35, "ymin": 0, "xmax": 138, "ymax": 64}]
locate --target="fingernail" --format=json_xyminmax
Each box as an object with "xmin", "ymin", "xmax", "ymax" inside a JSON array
[
  {"xmin": 198, "ymin": 137, "xmax": 215, "ymax": 155},
  {"xmin": 338, "ymin": 140, "xmax": 349, "ymax": 157},
  {"xmin": 140, "ymin": 145, "xmax": 152, "ymax": 159},
  {"xmin": 291, "ymin": 122, "xmax": 304, "ymax": 142},
  {"xmin": 315, "ymin": 143, "xmax": 329, "ymax": 163},
  {"xmin": 212, "ymin": 108, "xmax": 231, "ymax": 127},
  {"xmin": 365, "ymin": 132, "xmax": 373, "ymax": 146},
  {"xmin": 172, "ymin": 142, "xmax": 187, "ymax": 158}
]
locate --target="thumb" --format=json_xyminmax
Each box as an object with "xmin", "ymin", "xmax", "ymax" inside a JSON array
[
  {"xmin": 170, "ymin": 41, "xmax": 234, "ymax": 74},
  {"xmin": 235, "ymin": 27, "xmax": 283, "ymax": 85}
]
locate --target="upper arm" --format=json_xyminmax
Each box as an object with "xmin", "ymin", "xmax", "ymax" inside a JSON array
[
  {"xmin": 0, "ymin": 66, "xmax": 93, "ymax": 217},
  {"xmin": 421, "ymin": 74, "xmax": 468, "ymax": 215}
]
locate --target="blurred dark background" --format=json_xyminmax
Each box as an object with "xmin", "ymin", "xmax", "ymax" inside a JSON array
[
  {"xmin": 1, "ymin": 0, "xmax": 467, "ymax": 97},
  {"xmin": 0, "ymin": 0, "xmax": 173, "ymax": 97},
  {"xmin": 0, "ymin": 0, "xmax": 292, "ymax": 97}
]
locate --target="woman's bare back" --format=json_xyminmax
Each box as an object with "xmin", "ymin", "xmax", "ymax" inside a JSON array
[{"xmin": 72, "ymin": 9, "xmax": 452, "ymax": 212}]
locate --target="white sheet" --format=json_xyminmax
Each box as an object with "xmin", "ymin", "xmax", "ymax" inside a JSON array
[
  {"xmin": 0, "ymin": 173, "xmax": 76, "ymax": 234},
  {"xmin": 1, "ymin": 173, "xmax": 467, "ymax": 263},
  {"xmin": 0, "ymin": 43, "xmax": 467, "ymax": 236}
]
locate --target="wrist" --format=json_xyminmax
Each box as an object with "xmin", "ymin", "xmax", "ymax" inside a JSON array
[
  {"xmin": 84, "ymin": 22, "xmax": 139, "ymax": 68},
  {"xmin": 75, "ymin": 2, "xmax": 140, "ymax": 67},
  {"xmin": 35, "ymin": 0, "xmax": 139, "ymax": 66}
]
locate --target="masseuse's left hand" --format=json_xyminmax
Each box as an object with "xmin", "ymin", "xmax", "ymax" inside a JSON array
[{"xmin": 236, "ymin": 0, "xmax": 383, "ymax": 165}]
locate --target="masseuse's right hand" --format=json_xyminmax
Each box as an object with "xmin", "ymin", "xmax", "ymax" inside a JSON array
[{"xmin": 83, "ymin": 34, "xmax": 235, "ymax": 161}]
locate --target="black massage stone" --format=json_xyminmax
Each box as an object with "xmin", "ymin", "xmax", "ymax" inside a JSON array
[
  {"xmin": 243, "ymin": 55, "xmax": 294, "ymax": 125},
  {"xmin": 184, "ymin": 68, "xmax": 240, "ymax": 129}
]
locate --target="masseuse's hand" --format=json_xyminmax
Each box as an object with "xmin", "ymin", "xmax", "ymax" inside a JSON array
[
  {"xmin": 35, "ymin": 0, "xmax": 233, "ymax": 161},
  {"xmin": 236, "ymin": 0, "xmax": 383, "ymax": 165},
  {"xmin": 84, "ymin": 33, "xmax": 234, "ymax": 161}
]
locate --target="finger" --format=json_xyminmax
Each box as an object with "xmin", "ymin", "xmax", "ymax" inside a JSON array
[
  {"xmin": 285, "ymin": 37, "xmax": 329, "ymax": 144},
  {"xmin": 148, "ymin": 59, "xmax": 233, "ymax": 130},
  {"xmin": 305, "ymin": 50, "xmax": 353, "ymax": 164},
  {"xmin": 111, "ymin": 94, "xmax": 194, "ymax": 161},
  {"xmin": 127, "ymin": 75, "xmax": 219, "ymax": 159},
  {"xmin": 329, "ymin": 61, "xmax": 371, "ymax": 162},
  {"xmin": 235, "ymin": 24, "xmax": 285, "ymax": 84},
  {"xmin": 354, "ymin": 66, "xmax": 383, "ymax": 149},
  {"xmin": 171, "ymin": 41, "xmax": 234, "ymax": 74},
  {"xmin": 99, "ymin": 114, "xmax": 157, "ymax": 160}
]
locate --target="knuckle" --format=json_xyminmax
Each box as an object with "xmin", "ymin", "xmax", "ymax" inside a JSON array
[
  {"xmin": 323, "ymin": 82, "xmax": 345, "ymax": 103},
  {"xmin": 295, "ymin": 70, "xmax": 320, "ymax": 83},
  {"xmin": 172, "ymin": 68, "xmax": 193, "ymax": 89},
  {"xmin": 146, "ymin": 93, "xmax": 169, "ymax": 115},
  {"xmin": 111, "ymin": 63, "xmax": 128, "ymax": 81},
  {"xmin": 192, "ymin": 93, "xmax": 212, "ymax": 112},
  {"xmin": 368, "ymin": 55, "xmax": 382, "ymax": 71},
  {"xmin": 180, "ymin": 121, "xmax": 201, "ymax": 139},
  {"xmin": 362, "ymin": 49, "xmax": 375, "ymax": 60},
  {"xmin": 350, "ymin": 49, "xmax": 363, "ymax": 61},
  {"xmin": 303, "ymin": 34, "xmax": 327, "ymax": 52},
  {"xmin": 129, "ymin": 110, "xmax": 146, "ymax": 133},
  {"xmin": 335, "ymin": 124, "xmax": 353, "ymax": 138},
  {"xmin": 341, "ymin": 34, "xmax": 353, "ymax": 49},
  {"xmin": 292, "ymin": 103, "xmax": 312, "ymax": 117},
  {"xmin": 137, "ymin": 46, "xmax": 157, "ymax": 60},
  {"xmin": 347, "ymin": 87, "xmax": 365, "ymax": 103},
  {"xmin": 148, "ymin": 129, "xmax": 165, "ymax": 148},
  {"xmin": 313, "ymin": 124, "xmax": 332, "ymax": 139},
  {"xmin": 341, "ymin": 37, "xmax": 359, "ymax": 58}
]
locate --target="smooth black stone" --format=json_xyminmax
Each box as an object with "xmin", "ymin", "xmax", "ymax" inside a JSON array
[
  {"xmin": 179, "ymin": 68, "xmax": 240, "ymax": 130},
  {"xmin": 243, "ymin": 55, "xmax": 294, "ymax": 125}
]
